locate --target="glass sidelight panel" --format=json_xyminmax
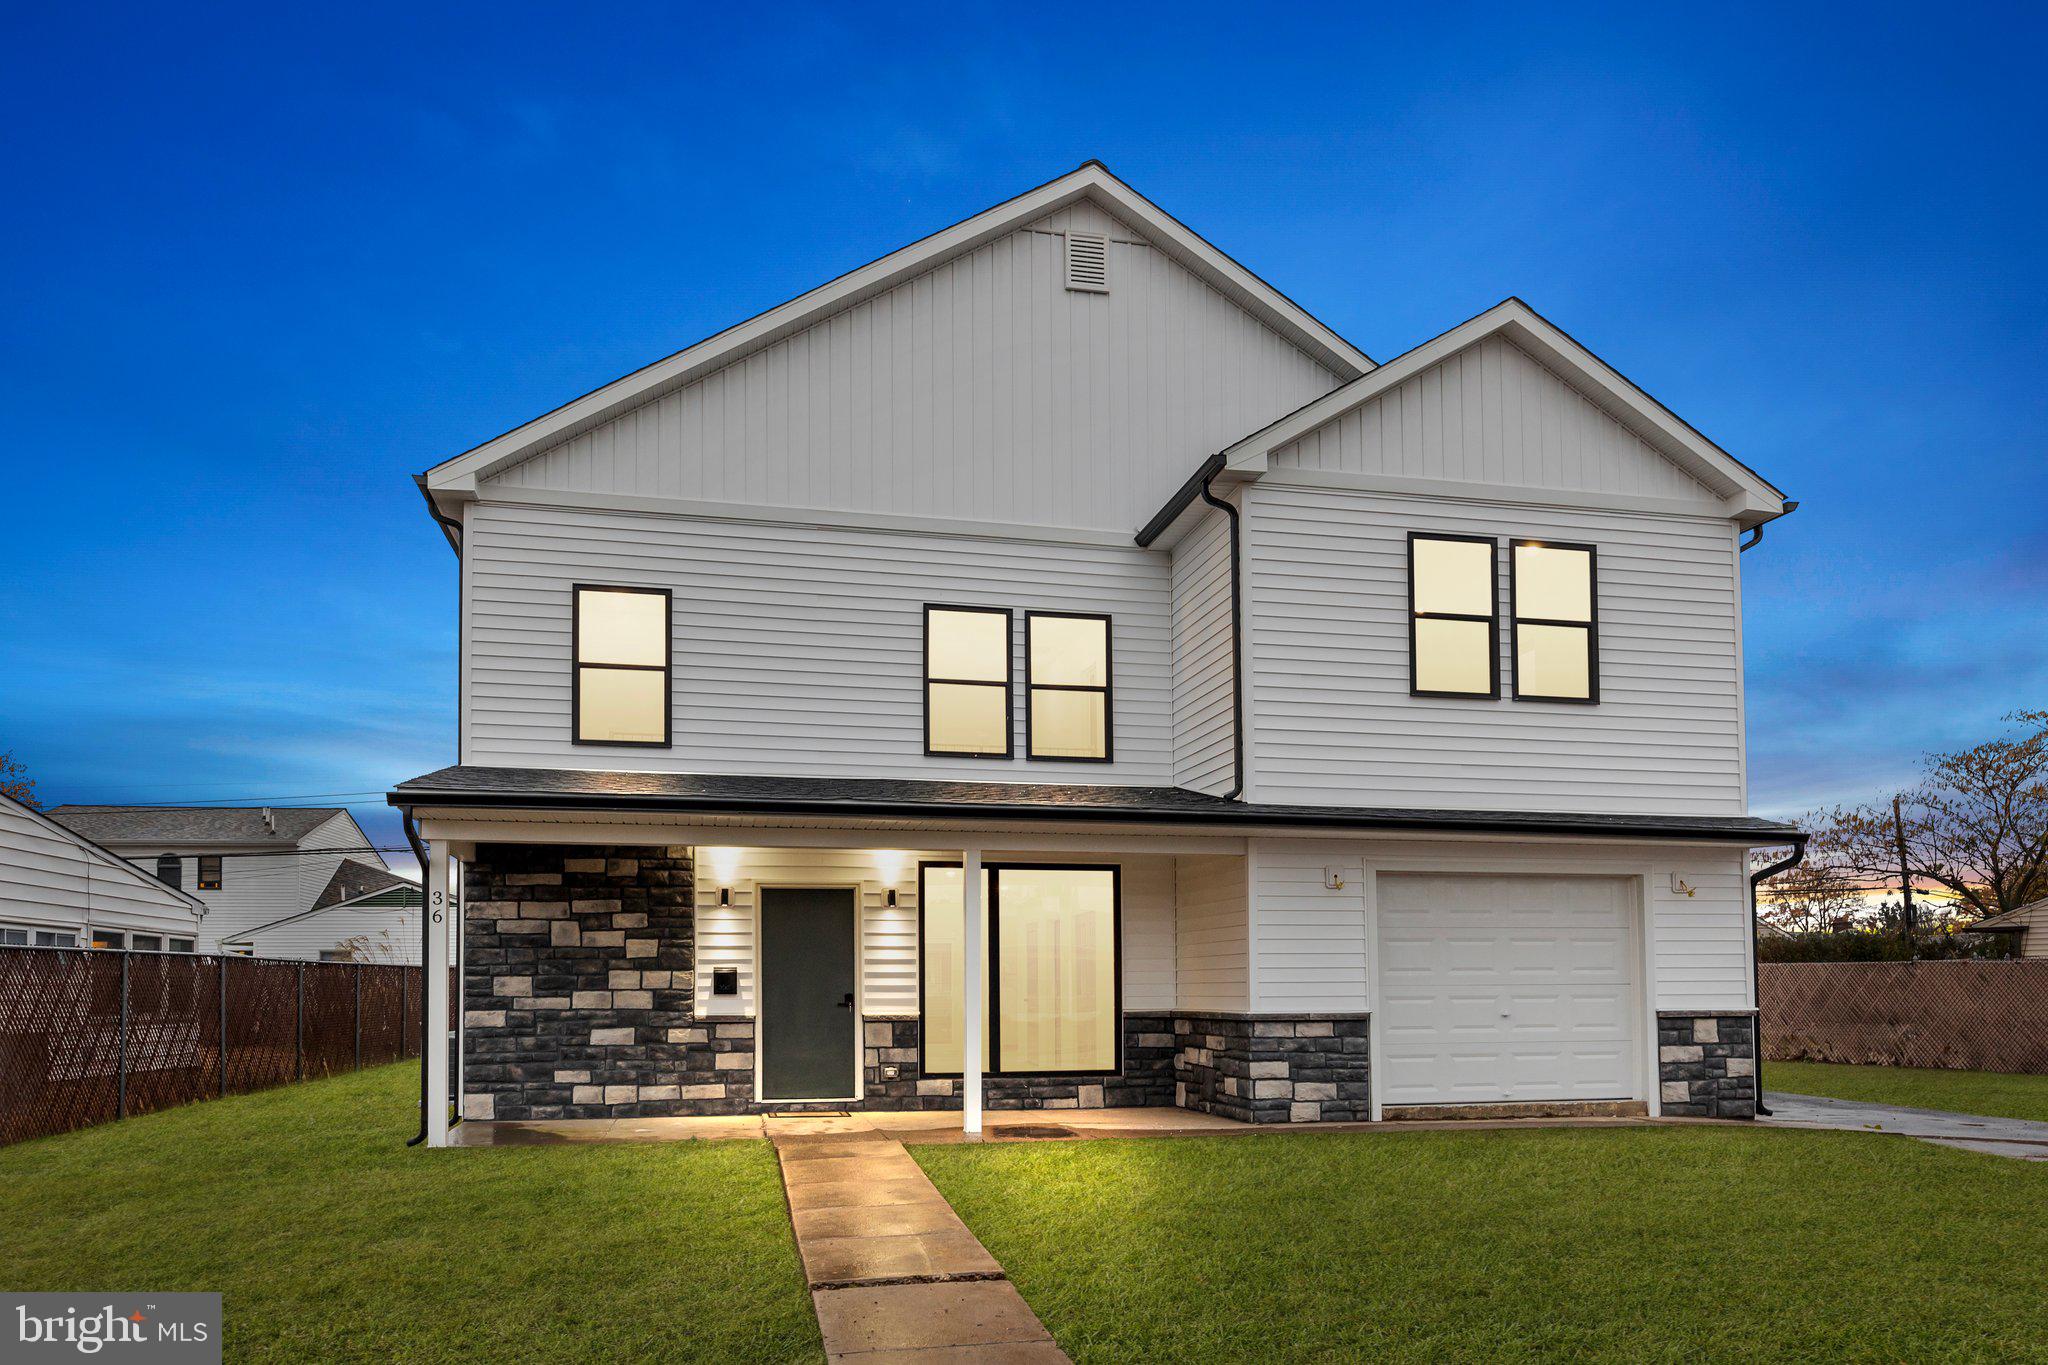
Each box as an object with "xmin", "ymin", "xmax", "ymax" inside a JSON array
[
  {"xmin": 918, "ymin": 865, "xmax": 990, "ymax": 1074},
  {"xmin": 995, "ymin": 867, "xmax": 1117, "ymax": 1072}
]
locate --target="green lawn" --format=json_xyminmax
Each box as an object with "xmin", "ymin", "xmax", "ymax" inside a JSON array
[
  {"xmin": 1765, "ymin": 1060, "xmax": 2048, "ymax": 1124},
  {"xmin": 0, "ymin": 1063, "xmax": 818, "ymax": 1364},
  {"xmin": 916, "ymin": 1127, "xmax": 2048, "ymax": 1363}
]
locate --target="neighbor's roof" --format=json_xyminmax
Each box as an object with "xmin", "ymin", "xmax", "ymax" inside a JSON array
[
  {"xmin": 418, "ymin": 161, "xmax": 1376, "ymax": 510},
  {"xmin": 46, "ymin": 805, "xmax": 348, "ymax": 846},
  {"xmin": 313, "ymin": 860, "xmax": 418, "ymax": 911},
  {"xmin": 1963, "ymin": 898, "xmax": 2047, "ymax": 932},
  {"xmin": 226, "ymin": 876, "xmax": 421, "ymax": 944},
  {"xmin": 390, "ymin": 765, "xmax": 1799, "ymax": 844},
  {"xmin": 0, "ymin": 792, "xmax": 209, "ymax": 915}
]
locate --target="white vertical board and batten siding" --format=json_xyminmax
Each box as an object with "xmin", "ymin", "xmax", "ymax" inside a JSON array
[
  {"xmin": 1243, "ymin": 483, "xmax": 1744, "ymax": 814},
  {"xmin": 484, "ymin": 202, "xmax": 1342, "ymax": 534},
  {"xmin": 465, "ymin": 502, "xmax": 1173, "ymax": 781},
  {"xmin": 1270, "ymin": 334, "xmax": 1717, "ymax": 502},
  {"xmin": 1168, "ymin": 507, "xmax": 1236, "ymax": 795}
]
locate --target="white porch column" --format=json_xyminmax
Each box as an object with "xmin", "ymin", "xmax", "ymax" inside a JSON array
[
  {"xmin": 961, "ymin": 844, "xmax": 984, "ymax": 1136},
  {"xmin": 424, "ymin": 839, "xmax": 453, "ymax": 1148}
]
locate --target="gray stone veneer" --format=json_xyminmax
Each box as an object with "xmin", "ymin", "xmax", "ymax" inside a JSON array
[
  {"xmin": 860, "ymin": 1015, "xmax": 1178, "ymax": 1111},
  {"xmin": 1657, "ymin": 1012, "xmax": 1757, "ymax": 1118},
  {"xmin": 463, "ymin": 844, "xmax": 755, "ymax": 1120},
  {"xmin": 1175, "ymin": 1013, "xmax": 1373, "ymax": 1123}
]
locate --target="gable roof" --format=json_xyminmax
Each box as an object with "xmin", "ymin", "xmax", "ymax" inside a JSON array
[
  {"xmin": 419, "ymin": 162, "xmax": 1376, "ymax": 511},
  {"xmin": 312, "ymin": 860, "xmax": 416, "ymax": 911},
  {"xmin": 1, "ymin": 793, "xmax": 209, "ymax": 915},
  {"xmin": 1150, "ymin": 298, "xmax": 1790, "ymax": 535},
  {"xmin": 47, "ymin": 805, "xmax": 352, "ymax": 848},
  {"xmin": 224, "ymin": 876, "xmax": 421, "ymax": 943},
  {"xmin": 1963, "ymin": 898, "xmax": 2047, "ymax": 932}
]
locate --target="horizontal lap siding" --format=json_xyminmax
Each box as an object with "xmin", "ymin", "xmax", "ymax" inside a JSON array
[
  {"xmin": 1169, "ymin": 507, "xmax": 1236, "ymax": 794},
  {"xmin": 1250, "ymin": 840, "xmax": 1367, "ymax": 1012},
  {"xmin": 1173, "ymin": 854, "xmax": 1248, "ymax": 1012},
  {"xmin": 465, "ymin": 503, "xmax": 1174, "ymax": 782},
  {"xmin": 240, "ymin": 904, "xmax": 421, "ymax": 964},
  {"xmin": 1273, "ymin": 334, "xmax": 1719, "ymax": 500},
  {"xmin": 487, "ymin": 203, "xmax": 1340, "ymax": 533},
  {"xmin": 0, "ymin": 803, "xmax": 200, "ymax": 934},
  {"xmin": 1244, "ymin": 484, "xmax": 1744, "ymax": 814}
]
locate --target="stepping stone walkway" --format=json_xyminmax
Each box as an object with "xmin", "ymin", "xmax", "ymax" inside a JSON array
[{"xmin": 767, "ymin": 1115, "xmax": 1071, "ymax": 1363}]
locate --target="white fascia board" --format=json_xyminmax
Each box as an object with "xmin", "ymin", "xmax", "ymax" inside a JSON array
[
  {"xmin": 1220, "ymin": 299, "xmax": 1789, "ymax": 516},
  {"xmin": 423, "ymin": 163, "xmax": 1376, "ymax": 495}
]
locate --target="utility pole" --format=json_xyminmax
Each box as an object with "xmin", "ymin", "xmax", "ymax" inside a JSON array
[{"xmin": 1893, "ymin": 794, "xmax": 1917, "ymax": 945}]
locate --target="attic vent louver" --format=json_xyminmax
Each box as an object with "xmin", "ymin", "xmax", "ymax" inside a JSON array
[{"xmin": 1065, "ymin": 231, "xmax": 1109, "ymax": 293}]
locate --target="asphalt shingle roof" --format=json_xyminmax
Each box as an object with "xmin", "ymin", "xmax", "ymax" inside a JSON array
[
  {"xmin": 46, "ymin": 805, "xmax": 347, "ymax": 846},
  {"xmin": 313, "ymin": 860, "xmax": 419, "ymax": 910}
]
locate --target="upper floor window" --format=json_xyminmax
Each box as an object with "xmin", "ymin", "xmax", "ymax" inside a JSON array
[
  {"xmin": 924, "ymin": 606, "xmax": 1012, "ymax": 758},
  {"xmin": 155, "ymin": 854, "xmax": 182, "ymax": 890},
  {"xmin": 1026, "ymin": 612, "xmax": 1111, "ymax": 761},
  {"xmin": 573, "ymin": 585, "xmax": 672, "ymax": 746},
  {"xmin": 197, "ymin": 854, "xmax": 222, "ymax": 890},
  {"xmin": 1512, "ymin": 541, "xmax": 1599, "ymax": 703},
  {"xmin": 1408, "ymin": 533, "xmax": 1499, "ymax": 698}
]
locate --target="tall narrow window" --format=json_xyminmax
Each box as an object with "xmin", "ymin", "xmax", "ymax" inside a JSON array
[
  {"xmin": 1409, "ymin": 533, "xmax": 1499, "ymax": 698},
  {"xmin": 573, "ymin": 585, "xmax": 672, "ymax": 745},
  {"xmin": 924, "ymin": 605, "xmax": 1012, "ymax": 757},
  {"xmin": 1027, "ymin": 612, "xmax": 1111, "ymax": 761},
  {"xmin": 1512, "ymin": 541, "xmax": 1599, "ymax": 702},
  {"xmin": 919, "ymin": 863, "xmax": 1120, "ymax": 1076},
  {"xmin": 155, "ymin": 854, "xmax": 182, "ymax": 890},
  {"xmin": 197, "ymin": 854, "xmax": 222, "ymax": 890}
]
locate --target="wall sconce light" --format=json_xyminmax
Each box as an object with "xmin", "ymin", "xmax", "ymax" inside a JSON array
[
  {"xmin": 886, "ymin": 888, "xmax": 898, "ymax": 908},
  {"xmin": 719, "ymin": 886, "xmax": 731, "ymax": 906},
  {"xmin": 1668, "ymin": 874, "xmax": 1696, "ymax": 898}
]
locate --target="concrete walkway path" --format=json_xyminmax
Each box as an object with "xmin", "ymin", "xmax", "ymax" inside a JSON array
[
  {"xmin": 1762, "ymin": 1091, "xmax": 2048, "ymax": 1161},
  {"xmin": 767, "ymin": 1114, "xmax": 1070, "ymax": 1363}
]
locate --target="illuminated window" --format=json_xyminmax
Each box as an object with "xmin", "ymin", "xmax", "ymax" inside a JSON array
[
  {"xmin": 573, "ymin": 585, "xmax": 671, "ymax": 745},
  {"xmin": 924, "ymin": 606, "xmax": 1011, "ymax": 757},
  {"xmin": 197, "ymin": 854, "xmax": 222, "ymax": 890},
  {"xmin": 1409, "ymin": 534, "xmax": 1498, "ymax": 698},
  {"xmin": 92, "ymin": 930, "xmax": 125, "ymax": 950},
  {"xmin": 1512, "ymin": 541, "xmax": 1598, "ymax": 703},
  {"xmin": 919, "ymin": 863, "xmax": 1119, "ymax": 1076},
  {"xmin": 1027, "ymin": 612, "xmax": 1111, "ymax": 761}
]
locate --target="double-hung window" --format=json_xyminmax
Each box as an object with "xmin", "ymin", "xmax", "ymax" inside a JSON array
[
  {"xmin": 924, "ymin": 606, "xmax": 1012, "ymax": 757},
  {"xmin": 197, "ymin": 854, "xmax": 222, "ymax": 890},
  {"xmin": 1026, "ymin": 612, "xmax": 1111, "ymax": 761},
  {"xmin": 1408, "ymin": 533, "xmax": 1499, "ymax": 698},
  {"xmin": 919, "ymin": 862, "xmax": 1120, "ymax": 1076},
  {"xmin": 1512, "ymin": 540, "xmax": 1599, "ymax": 702},
  {"xmin": 573, "ymin": 585, "xmax": 672, "ymax": 746},
  {"xmin": 155, "ymin": 854, "xmax": 182, "ymax": 890}
]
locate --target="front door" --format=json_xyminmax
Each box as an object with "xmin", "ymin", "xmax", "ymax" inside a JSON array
[{"xmin": 758, "ymin": 887, "xmax": 858, "ymax": 1101}]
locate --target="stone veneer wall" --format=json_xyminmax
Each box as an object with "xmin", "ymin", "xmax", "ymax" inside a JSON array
[
  {"xmin": 1657, "ymin": 1012, "xmax": 1757, "ymax": 1118},
  {"xmin": 859, "ymin": 1014, "xmax": 1177, "ymax": 1110},
  {"xmin": 1174, "ymin": 1014, "xmax": 1372, "ymax": 1123},
  {"xmin": 463, "ymin": 844, "xmax": 756, "ymax": 1120}
]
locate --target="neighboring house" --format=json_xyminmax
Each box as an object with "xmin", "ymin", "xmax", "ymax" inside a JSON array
[
  {"xmin": 43, "ymin": 806, "xmax": 388, "ymax": 958},
  {"xmin": 221, "ymin": 862, "xmax": 423, "ymax": 963},
  {"xmin": 0, "ymin": 792, "xmax": 206, "ymax": 950},
  {"xmin": 392, "ymin": 162, "xmax": 1799, "ymax": 1146},
  {"xmin": 1963, "ymin": 899, "xmax": 2048, "ymax": 958}
]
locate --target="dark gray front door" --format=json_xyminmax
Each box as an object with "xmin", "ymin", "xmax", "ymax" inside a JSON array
[{"xmin": 759, "ymin": 887, "xmax": 857, "ymax": 1101}]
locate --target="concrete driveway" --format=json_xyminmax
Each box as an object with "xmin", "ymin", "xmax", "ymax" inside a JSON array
[{"xmin": 1762, "ymin": 1092, "xmax": 2048, "ymax": 1161}]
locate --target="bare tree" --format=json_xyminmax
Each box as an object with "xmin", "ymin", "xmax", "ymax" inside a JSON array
[
  {"xmin": 1816, "ymin": 710, "xmax": 2048, "ymax": 920},
  {"xmin": 0, "ymin": 751, "xmax": 38, "ymax": 808},
  {"xmin": 1753, "ymin": 829, "xmax": 1866, "ymax": 934}
]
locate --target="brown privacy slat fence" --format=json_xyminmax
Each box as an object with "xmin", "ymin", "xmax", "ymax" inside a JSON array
[
  {"xmin": 1760, "ymin": 961, "xmax": 2048, "ymax": 1074},
  {"xmin": 0, "ymin": 947, "xmax": 434, "ymax": 1147}
]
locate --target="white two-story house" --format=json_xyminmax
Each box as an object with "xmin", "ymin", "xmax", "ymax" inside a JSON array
[{"xmin": 392, "ymin": 163, "xmax": 1800, "ymax": 1145}]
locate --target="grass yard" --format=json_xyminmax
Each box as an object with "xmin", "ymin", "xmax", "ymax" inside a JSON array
[
  {"xmin": 916, "ymin": 1126, "xmax": 2048, "ymax": 1363},
  {"xmin": 0, "ymin": 1063, "xmax": 818, "ymax": 1364},
  {"xmin": 1764, "ymin": 1059, "xmax": 2048, "ymax": 1124}
]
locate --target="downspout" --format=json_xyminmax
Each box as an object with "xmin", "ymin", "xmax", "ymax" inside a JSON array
[
  {"xmin": 1747, "ymin": 835, "xmax": 1808, "ymax": 1118},
  {"xmin": 1196, "ymin": 459, "xmax": 1245, "ymax": 801},
  {"xmin": 401, "ymin": 805, "xmax": 435, "ymax": 1147}
]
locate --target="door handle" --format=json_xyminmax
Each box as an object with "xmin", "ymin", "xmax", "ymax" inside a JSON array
[{"xmin": 837, "ymin": 993, "xmax": 855, "ymax": 1011}]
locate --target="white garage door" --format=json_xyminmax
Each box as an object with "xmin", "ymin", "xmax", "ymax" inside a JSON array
[{"xmin": 1378, "ymin": 874, "xmax": 1639, "ymax": 1106}]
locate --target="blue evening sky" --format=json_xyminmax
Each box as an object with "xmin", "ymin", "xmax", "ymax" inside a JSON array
[{"xmin": 3, "ymin": 3, "xmax": 2043, "ymax": 873}]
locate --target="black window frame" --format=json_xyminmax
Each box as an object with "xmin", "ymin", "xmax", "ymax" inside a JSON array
[
  {"xmin": 1024, "ymin": 610, "xmax": 1114, "ymax": 763},
  {"xmin": 915, "ymin": 860, "xmax": 1124, "ymax": 1079},
  {"xmin": 155, "ymin": 854, "xmax": 182, "ymax": 890},
  {"xmin": 571, "ymin": 583, "xmax": 674, "ymax": 748},
  {"xmin": 1408, "ymin": 531, "xmax": 1501, "ymax": 699},
  {"xmin": 196, "ymin": 854, "xmax": 222, "ymax": 891},
  {"xmin": 1509, "ymin": 538, "xmax": 1601, "ymax": 705},
  {"xmin": 922, "ymin": 604, "xmax": 1014, "ymax": 759}
]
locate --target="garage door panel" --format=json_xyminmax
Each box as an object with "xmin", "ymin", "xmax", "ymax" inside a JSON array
[{"xmin": 1377, "ymin": 873, "xmax": 1640, "ymax": 1106}]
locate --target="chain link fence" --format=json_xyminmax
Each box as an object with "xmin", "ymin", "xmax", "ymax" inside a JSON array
[
  {"xmin": 0, "ymin": 946, "xmax": 432, "ymax": 1146},
  {"xmin": 1760, "ymin": 960, "xmax": 2048, "ymax": 1073}
]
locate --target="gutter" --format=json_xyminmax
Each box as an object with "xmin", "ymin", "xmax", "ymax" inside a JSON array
[
  {"xmin": 1747, "ymin": 834, "xmax": 1809, "ymax": 1118},
  {"xmin": 415, "ymin": 475, "xmax": 463, "ymax": 556},
  {"xmin": 1739, "ymin": 499, "xmax": 1799, "ymax": 552}
]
